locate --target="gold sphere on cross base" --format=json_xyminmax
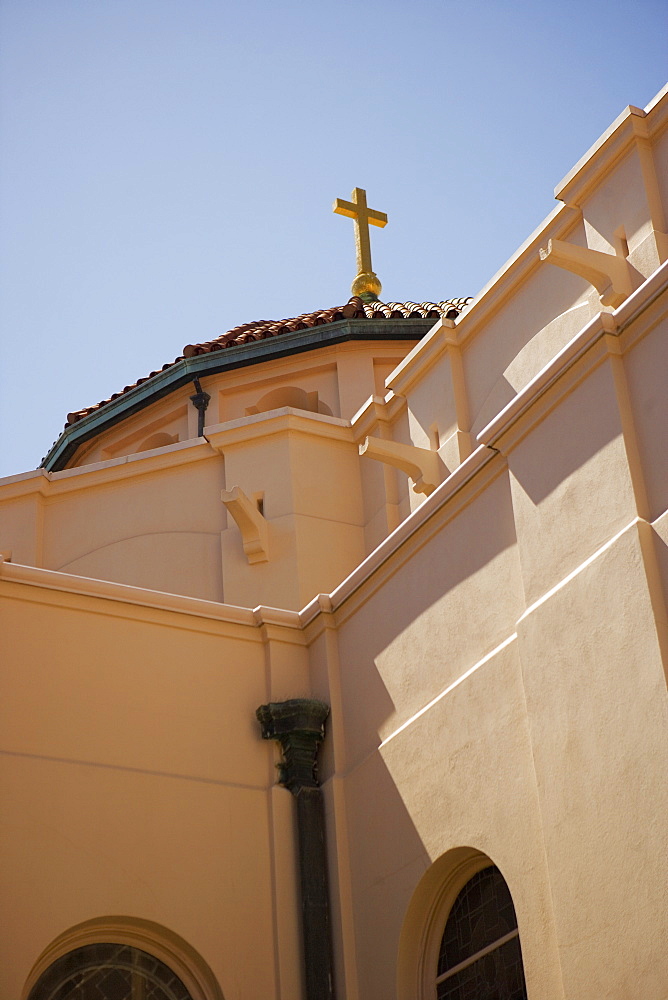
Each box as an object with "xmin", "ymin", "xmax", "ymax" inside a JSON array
[{"xmin": 351, "ymin": 271, "xmax": 382, "ymax": 298}]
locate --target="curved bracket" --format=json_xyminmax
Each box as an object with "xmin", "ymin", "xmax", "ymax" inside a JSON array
[
  {"xmin": 221, "ymin": 486, "xmax": 269, "ymax": 564},
  {"xmin": 539, "ymin": 238, "xmax": 632, "ymax": 307},
  {"xmin": 360, "ymin": 435, "xmax": 443, "ymax": 496}
]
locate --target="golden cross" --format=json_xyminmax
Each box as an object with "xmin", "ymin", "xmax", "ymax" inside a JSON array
[{"xmin": 333, "ymin": 187, "xmax": 387, "ymax": 299}]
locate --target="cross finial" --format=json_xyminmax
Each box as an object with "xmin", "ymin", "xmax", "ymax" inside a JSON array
[{"xmin": 333, "ymin": 187, "xmax": 387, "ymax": 300}]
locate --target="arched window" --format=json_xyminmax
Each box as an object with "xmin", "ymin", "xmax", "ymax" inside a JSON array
[
  {"xmin": 435, "ymin": 865, "xmax": 527, "ymax": 999},
  {"xmin": 26, "ymin": 942, "xmax": 194, "ymax": 1000}
]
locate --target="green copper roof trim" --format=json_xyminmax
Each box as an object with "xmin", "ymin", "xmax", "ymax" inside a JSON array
[{"xmin": 42, "ymin": 317, "xmax": 432, "ymax": 472}]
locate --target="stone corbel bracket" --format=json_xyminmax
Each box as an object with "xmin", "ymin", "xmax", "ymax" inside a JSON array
[
  {"xmin": 539, "ymin": 238, "xmax": 633, "ymax": 308},
  {"xmin": 221, "ymin": 486, "xmax": 269, "ymax": 564},
  {"xmin": 360, "ymin": 435, "xmax": 444, "ymax": 496}
]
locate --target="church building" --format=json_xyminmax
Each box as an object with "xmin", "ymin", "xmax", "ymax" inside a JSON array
[{"xmin": 1, "ymin": 85, "xmax": 667, "ymax": 1000}]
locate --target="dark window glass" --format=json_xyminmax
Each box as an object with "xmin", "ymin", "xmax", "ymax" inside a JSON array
[
  {"xmin": 436, "ymin": 866, "xmax": 528, "ymax": 1000},
  {"xmin": 27, "ymin": 943, "xmax": 193, "ymax": 1000}
]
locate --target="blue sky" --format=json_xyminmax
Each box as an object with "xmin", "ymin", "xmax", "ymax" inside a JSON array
[{"xmin": 1, "ymin": 0, "xmax": 666, "ymax": 477}]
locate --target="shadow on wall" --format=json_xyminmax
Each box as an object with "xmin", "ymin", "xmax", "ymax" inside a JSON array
[
  {"xmin": 320, "ymin": 466, "xmax": 521, "ymax": 771},
  {"xmin": 648, "ymin": 521, "xmax": 668, "ymax": 685},
  {"xmin": 505, "ymin": 362, "xmax": 623, "ymax": 507},
  {"xmin": 316, "ymin": 472, "xmax": 524, "ymax": 999},
  {"xmin": 316, "ymin": 366, "xmax": 637, "ymax": 997},
  {"xmin": 468, "ymin": 266, "xmax": 592, "ymax": 439}
]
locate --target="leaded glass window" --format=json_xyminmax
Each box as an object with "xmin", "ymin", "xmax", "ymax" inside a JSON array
[
  {"xmin": 436, "ymin": 865, "xmax": 528, "ymax": 1000},
  {"xmin": 27, "ymin": 943, "xmax": 194, "ymax": 1000}
]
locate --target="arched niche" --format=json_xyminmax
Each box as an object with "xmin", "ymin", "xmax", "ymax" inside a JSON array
[
  {"xmin": 397, "ymin": 847, "xmax": 527, "ymax": 1000},
  {"xmin": 246, "ymin": 386, "xmax": 332, "ymax": 417},
  {"xmin": 22, "ymin": 916, "xmax": 224, "ymax": 1000},
  {"xmin": 137, "ymin": 431, "xmax": 179, "ymax": 453}
]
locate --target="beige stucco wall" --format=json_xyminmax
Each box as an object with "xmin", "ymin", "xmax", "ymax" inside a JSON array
[
  {"xmin": 304, "ymin": 268, "xmax": 668, "ymax": 999},
  {"xmin": 1, "ymin": 86, "xmax": 667, "ymax": 1000},
  {"xmin": 0, "ymin": 576, "xmax": 310, "ymax": 1000}
]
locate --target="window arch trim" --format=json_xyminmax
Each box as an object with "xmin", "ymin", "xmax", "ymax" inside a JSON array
[
  {"xmin": 397, "ymin": 847, "xmax": 518, "ymax": 1000},
  {"xmin": 21, "ymin": 916, "xmax": 224, "ymax": 1000}
]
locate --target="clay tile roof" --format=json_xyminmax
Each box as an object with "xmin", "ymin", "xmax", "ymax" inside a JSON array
[{"xmin": 63, "ymin": 295, "xmax": 471, "ymax": 428}]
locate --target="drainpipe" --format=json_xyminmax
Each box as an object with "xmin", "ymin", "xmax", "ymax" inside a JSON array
[
  {"xmin": 190, "ymin": 378, "xmax": 211, "ymax": 437},
  {"xmin": 256, "ymin": 699, "xmax": 334, "ymax": 1000}
]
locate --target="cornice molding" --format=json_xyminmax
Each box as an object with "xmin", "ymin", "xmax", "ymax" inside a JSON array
[
  {"xmin": 0, "ymin": 439, "xmax": 215, "ymax": 503},
  {"xmin": 385, "ymin": 318, "xmax": 458, "ymax": 398},
  {"xmin": 300, "ymin": 444, "xmax": 501, "ymax": 630},
  {"xmin": 302, "ymin": 258, "xmax": 668, "ymax": 631},
  {"xmin": 350, "ymin": 392, "xmax": 405, "ymax": 442},
  {"xmin": 206, "ymin": 407, "xmax": 354, "ymax": 450},
  {"xmin": 42, "ymin": 319, "xmax": 428, "ymax": 471},
  {"xmin": 477, "ymin": 259, "xmax": 668, "ymax": 455},
  {"xmin": 555, "ymin": 86, "xmax": 668, "ymax": 208},
  {"xmin": 452, "ymin": 204, "xmax": 582, "ymax": 349},
  {"xmin": 0, "ymin": 556, "xmax": 302, "ymax": 634}
]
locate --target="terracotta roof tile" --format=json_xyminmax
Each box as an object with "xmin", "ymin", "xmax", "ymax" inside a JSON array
[{"xmin": 64, "ymin": 295, "xmax": 471, "ymax": 428}]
